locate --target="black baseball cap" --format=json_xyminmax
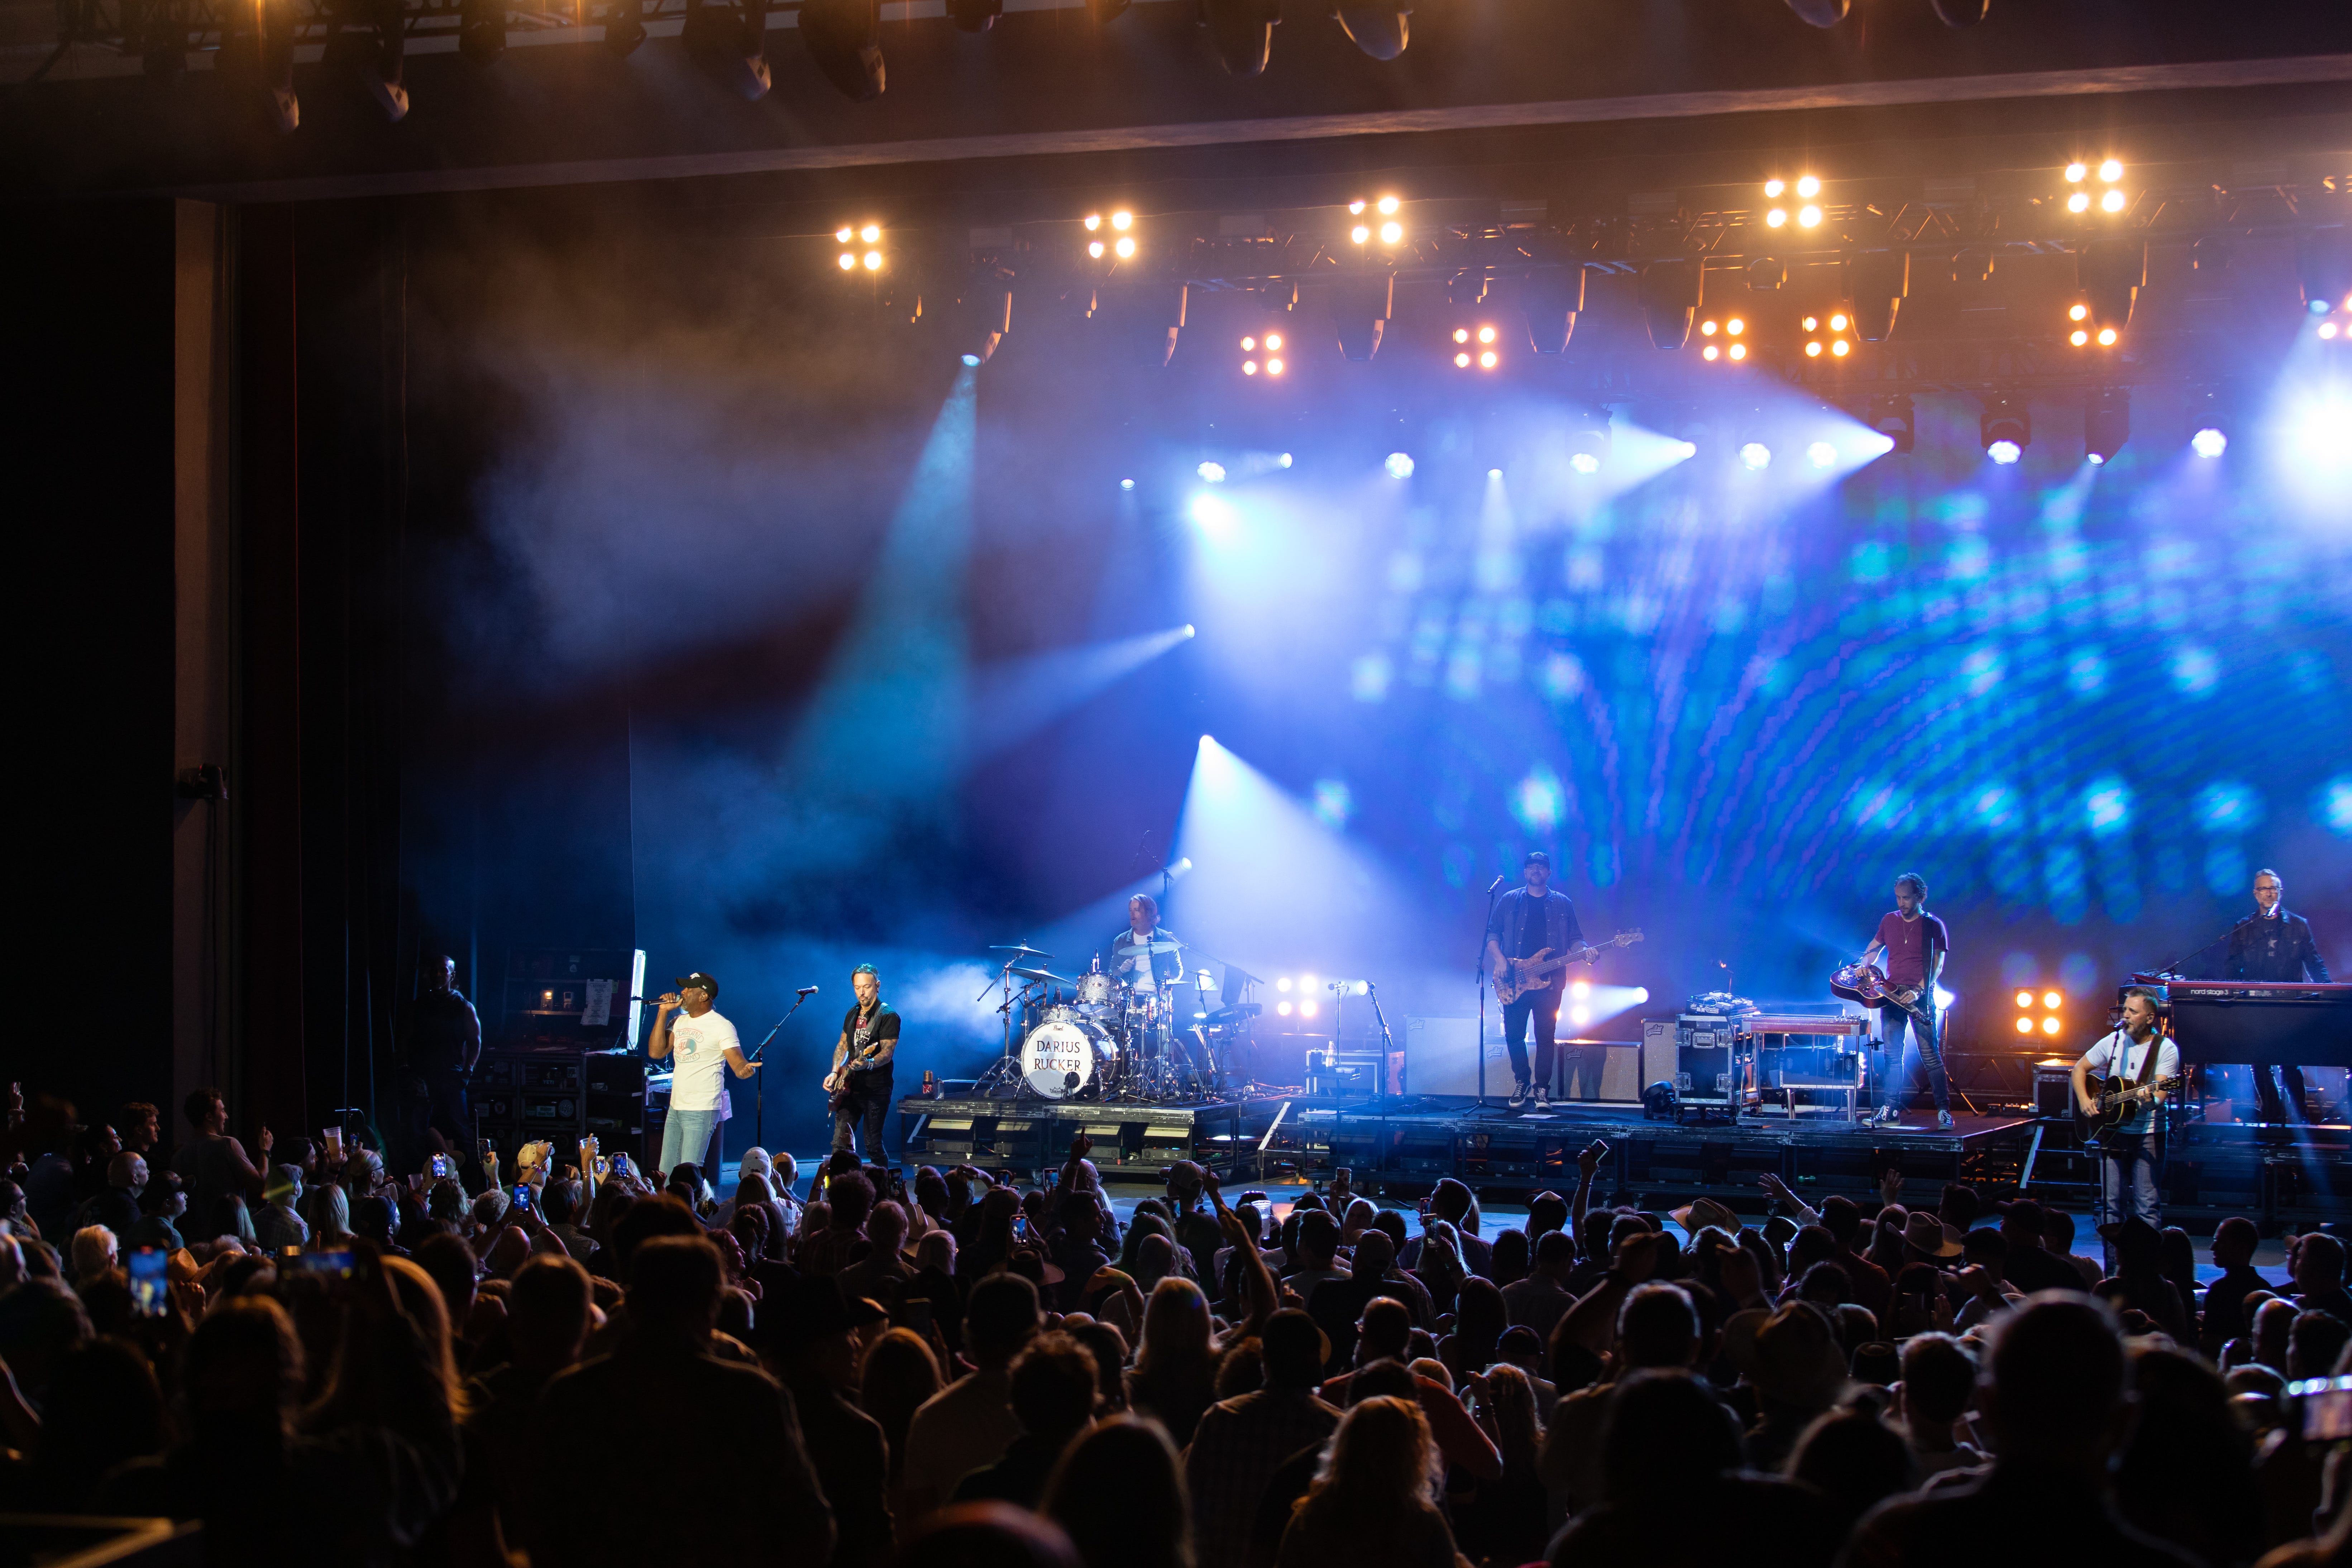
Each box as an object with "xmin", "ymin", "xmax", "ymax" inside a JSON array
[
  {"xmin": 676, "ymin": 972, "xmax": 720, "ymax": 999},
  {"xmin": 1524, "ymin": 851, "xmax": 1552, "ymax": 868}
]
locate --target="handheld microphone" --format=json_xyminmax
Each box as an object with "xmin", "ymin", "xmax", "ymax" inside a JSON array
[
  {"xmin": 797, "ymin": 985, "xmax": 819, "ymax": 996},
  {"xmin": 1487, "ymin": 874, "xmax": 1507, "ymax": 894}
]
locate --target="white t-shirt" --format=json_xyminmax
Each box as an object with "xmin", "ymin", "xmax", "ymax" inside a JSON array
[
  {"xmin": 667, "ymin": 1008, "xmax": 740, "ymax": 1112},
  {"xmin": 2079, "ymin": 1029, "xmax": 2179, "ymax": 1134}
]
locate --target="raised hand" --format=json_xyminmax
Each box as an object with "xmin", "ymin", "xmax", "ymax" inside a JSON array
[{"xmin": 1578, "ymin": 1141, "xmax": 1608, "ymax": 1180}]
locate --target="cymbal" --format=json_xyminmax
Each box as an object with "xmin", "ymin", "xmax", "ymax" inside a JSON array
[
  {"xmin": 1010, "ymin": 966, "xmax": 1076, "ymax": 985},
  {"xmin": 990, "ymin": 943, "xmax": 1054, "ymax": 958}
]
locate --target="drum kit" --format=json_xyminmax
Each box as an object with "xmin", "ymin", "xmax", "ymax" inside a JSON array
[{"xmin": 974, "ymin": 940, "xmax": 1247, "ymax": 1103}]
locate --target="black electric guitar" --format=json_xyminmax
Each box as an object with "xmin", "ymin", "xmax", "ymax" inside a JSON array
[
  {"xmin": 2082, "ymin": 1072, "xmax": 2183, "ymax": 1137},
  {"xmin": 1492, "ymin": 930, "xmax": 1645, "ymax": 1005},
  {"xmin": 825, "ymin": 1007, "xmax": 893, "ymax": 1113}
]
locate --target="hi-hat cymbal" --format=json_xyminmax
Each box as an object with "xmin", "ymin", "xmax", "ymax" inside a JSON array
[
  {"xmin": 1010, "ymin": 966, "xmax": 1076, "ymax": 985},
  {"xmin": 990, "ymin": 943, "xmax": 1054, "ymax": 957}
]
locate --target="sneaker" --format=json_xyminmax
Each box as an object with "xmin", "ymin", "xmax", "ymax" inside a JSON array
[
  {"xmin": 1507, "ymin": 1081, "xmax": 1529, "ymax": 1109},
  {"xmin": 1937, "ymin": 1110, "xmax": 1955, "ymax": 1129},
  {"xmin": 1872, "ymin": 1106, "xmax": 1900, "ymax": 1127},
  {"xmin": 1534, "ymin": 1085, "xmax": 1552, "ymax": 1108}
]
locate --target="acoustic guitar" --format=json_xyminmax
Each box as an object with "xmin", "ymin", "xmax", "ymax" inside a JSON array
[
  {"xmin": 1492, "ymin": 930, "xmax": 1644, "ymax": 1005},
  {"xmin": 2081, "ymin": 1071, "xmax": 2183, "ymax": 1138}
]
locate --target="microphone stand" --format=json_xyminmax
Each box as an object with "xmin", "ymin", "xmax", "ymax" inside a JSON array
[
  {"xmin": 743, "ymin": 992, "xmax": 816, "ymax": 1154},
  {"xmin": 1476, "ymin": 878, "xmax": 1505, "ymax": 1112}
]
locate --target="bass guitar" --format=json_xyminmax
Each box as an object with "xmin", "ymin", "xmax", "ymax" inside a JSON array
[
  {"xmin": 1492, "ymin": 930, "xmax": 1645, "ymax": 1005},
  {"xmin": 2081, "ymin": 1071, "xmax": 2183, "ymax": 1137},
  {"xmin": 1830, "ymin": 962, "xmax": 1934, "ymax": 1031}
]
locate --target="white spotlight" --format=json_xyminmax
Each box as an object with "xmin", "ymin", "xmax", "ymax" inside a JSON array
[
  {"xmin": 1120, "ymin": 478, "xmax": 1136, "ymax": 489},
  {"xmin": 1807, "ymin": 440, "xmax": 1837, "ymax": 468},
  {"xmin": 1197, "ymin": 460, "xmax": 1227, "ymax": 483},
  {"xmin": 1570, "ymin": 452, "xmax": 1601, "ymax": 475},
  {"xmin": 1988, "ymin": 439, "xmax": 2023, "ymax": 465},
  {"xmin": 2191, "ymin": 427, "xmax": 2227, "ymax": 459},
  {"xmin": 1385, "ymin": 452, "xmax": 1415, "ymax": 479},
  {"xmin": 1740, "ymin": 442, "xmax": 1772, "ymax": 470}
]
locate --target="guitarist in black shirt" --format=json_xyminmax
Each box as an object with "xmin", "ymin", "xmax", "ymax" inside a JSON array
[{"xmin": 827, "ymin": 964, "xmax": 901, "ymax": 1165}]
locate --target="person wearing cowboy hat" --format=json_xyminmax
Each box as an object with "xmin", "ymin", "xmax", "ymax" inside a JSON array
[
  {"xmin": 1902, "ymin": 1210, "xmax": 1966, "ymax": 1267},
  {"xmin": 1669, "ymin": 1196, "xmax": 1741, "ymax": 1238},
  {"xmin": 1723, "ymin": 1299, "xmax": 1852, "ymax": 1470}
]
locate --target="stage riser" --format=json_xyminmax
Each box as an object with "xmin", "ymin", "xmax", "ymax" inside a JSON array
[{"xmin": 896, "ymin": 1095, "xmax": 1289, "ymax": 1175}]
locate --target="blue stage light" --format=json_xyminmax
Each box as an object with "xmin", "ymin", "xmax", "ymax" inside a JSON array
[
  {"xmin": 1189, "ymin": 494, "xmax": 1236, "ymax": 539},
  {"xmin": 1120, "ymin": 477, "xmax": 1136, "ymax": 489},
  {"xmin": 1385, "ymin": 452, "xmax": 1415, "ymax": 479},
  {"xmin": 1988, "ymin": 439, "xmax": 2023, "ymax": 465},
  {"xmin": 1183, "ymin": 624, "xmax": 1197, "ymax": 638},
  {"xmin": 1807, "ymin": 440, "xmax": 1837, "ymax": 468},
  {"xmin": 1279, "ymin": 453, "xmax": 1294, "ymax": 468},
  {"xmin": 1570, "ymin": 452, "xmax": 1601, "ymax": 474},
  {"xmin": 1197, "ymin": 461, "xmax": 1228, "ymax": 483},
  {"xmin": 1741, "ymin": 442, "xmax": 1772, "ymax": 470},
  {"xmin": 2191, "ymin": 427, "xmax": 2227, "ymax": 459},
  {"xmin": 961, "ymin": 353, "xmax": 982, "ymax": 366}
]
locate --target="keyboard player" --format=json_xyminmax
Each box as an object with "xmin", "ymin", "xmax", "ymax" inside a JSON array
[{"xmin": 2227, "ymin": 868, "xmax": 2334, "ymax": 1124}]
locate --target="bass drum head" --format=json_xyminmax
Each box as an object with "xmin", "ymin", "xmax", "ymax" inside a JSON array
[
  {"xmin": 1023, "ymin": 1012, "xmax": 1110, "ymax": 1099},
  {"xmin": 1075, "ymin": 972, "xmax": 1120, "ymax": 1010}
]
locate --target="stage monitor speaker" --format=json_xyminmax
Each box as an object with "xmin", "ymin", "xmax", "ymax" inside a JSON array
[
  {"xmin": 1641, "ymin": 1019, "xmax": 1677, "ymax": 1091},
  {"xmin": 1405, "ymin": 1016, "xmax": 1510, "ymax": 1096}
]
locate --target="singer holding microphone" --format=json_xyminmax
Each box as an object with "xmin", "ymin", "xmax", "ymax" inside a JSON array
[{"xmin": 649, "ymin": 971, "xmax": 757, "ymax": 1180}]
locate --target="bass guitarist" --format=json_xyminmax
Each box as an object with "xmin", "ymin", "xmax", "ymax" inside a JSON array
[
  {"xmin": 1485, "ymin": 851, "xmax": 1583, "ymax": 1108},
  {"xmin": 827, "ymin": 964, "xmax": 901, "ymax": 1165},
  {"xmin": 1856, "ymin": 873, "xmax": 1953, "ymax": 1128},
  {"xmin": 2071, "ymin": 986, "xmax": 2179, "ymax": 1268}
]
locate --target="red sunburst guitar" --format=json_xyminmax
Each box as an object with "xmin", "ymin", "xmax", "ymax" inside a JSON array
[{"xmin": 1492, "ymin": 930, "xmax": 1645, "ymax": 1004}]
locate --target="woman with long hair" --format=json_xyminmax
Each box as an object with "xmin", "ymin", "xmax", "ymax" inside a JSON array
[
  {"xmin": 862, "ymin": 1325, "xmax": 944, "ymax": 1520},
  {"xmin": 1456, "ymin": 1362, "xmax": 1548, "ymax": 1567},
  {"xmin": 1124, "ymin": 1276, "xmax": 1222, "ymax": 1446},
  {"xmin": 1276, "ymin": 1395, "xmax": 1461, "ymax": 1568},
  {"xmin": 1043, "ymin": 1416, "xmax": 1192, "ymax": 1568}
]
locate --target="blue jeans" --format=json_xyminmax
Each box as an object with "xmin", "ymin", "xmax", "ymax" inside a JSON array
[
  {"xmin": 1878, "ymin": 1001, "xmax": 1950, "ymax": 1114},
  {"xmin": 2097, "ymin": 1132, "xmax": 2162, "ymax": 1264},
  {"xmin": 658, "ymin": 1105, "xmax": 721, "ymax": 1182}
]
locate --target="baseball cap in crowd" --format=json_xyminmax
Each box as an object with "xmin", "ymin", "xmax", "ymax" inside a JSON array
[{"xmin": 676, "ymin": 972, "xmax": 720, "ymax": 999}]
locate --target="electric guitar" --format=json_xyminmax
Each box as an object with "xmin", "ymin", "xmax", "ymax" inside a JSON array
[
  {"xmin": 2082, "ymin": 1071, "xmax": 2183, "ymax": 1135},
  {"xmin": 825, "ymin": 1010, "xmax": 891, "ymax": 1113},
  {"xmin": 1492, "ymin": 930, "xmax": 1644, "ymax": 1005},
  {"xmin": 1830, "ymin": 962, "xmax": 1934, "ymax": 1031}
]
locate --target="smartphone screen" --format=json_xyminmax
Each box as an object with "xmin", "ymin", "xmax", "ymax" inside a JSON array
[
  {"xmin": 2293, "ymin": 1376, "xmax": 2352, "ymax": 1442},
  {"xmin": 610, "ymin": 1153, "xmax": 631, "ymax": 1177},
  {"xmin": 511, "ymin": 1184, "xmax": 533, "ymax": 1213},
  {"xmin": 293, "ymin": 1249, "xmax": 356, "ymax": 1280},
  {"xmin": 128, "ymin": 1248, "xmax": 169, "ymax": 1317},
  {"xmin": 430, "ymin": 1153, "xmax": 452, "ymax": 1180},
  {"xmin": 1014, "ymin": 1215, "xmax": 1029, "ymax": 1242}
]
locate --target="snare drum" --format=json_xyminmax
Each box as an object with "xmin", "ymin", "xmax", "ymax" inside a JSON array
[
  {"xmin": 1075, "ymin": 971, "xmax": 1122, "ymax": 1013},
  {"xmin": 1021, "ymin": 1008, "xmax": 1118, "ymax": 1099}
]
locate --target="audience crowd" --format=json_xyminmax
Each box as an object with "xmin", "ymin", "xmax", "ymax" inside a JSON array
[{"xmin": 3, "ymin": 1085, "xmax": 2348, "ymax": 1568}]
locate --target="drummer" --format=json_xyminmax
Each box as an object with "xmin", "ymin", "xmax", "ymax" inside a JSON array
[{"xmin": 1109, "ymin": 894, "xmax": 1186, "ymax": 998}]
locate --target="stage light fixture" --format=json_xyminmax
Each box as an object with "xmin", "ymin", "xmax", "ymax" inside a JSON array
[
  {"xmin": 2085, "ymin": 387, "xmax": 2130, "ymax": 465},
  {"xmin": 1703, "ymin": 345, "xmax": 1720, "ymax": 361},
  {"xmin": 1802, "ymin": 315, "xmax": 1818, "ymax": 330},
  {"xmin": 1741, "ymin": 442, "xmax": 1772, "ymax": 470},
  {"xmin": 2065, "ymin": 162, "xmax": 2087, "ymax": 183},
  {"xmin": 357, "ymin": 0, "xmax": 412, "ymax": 119},
  {"xmin": 1114, "ymin": 236, "xmax": 1137, "ymax": 259},
  {"xmin": 1785, "ymin": 0, "xmax": 1847, "ymax": 24},
  {"xmin": 253, "ymin": 0, "xmax": 300, "ymax": 128},
  {"xmin": 1805, "ymin": 341, "xmax": 1822, "ymax": 357},
  {"xmin": 1089, "ymin": 280, "xmax": 1189, "ymax": 368},
  {"xmin": 2095, "ymin": 326, "xmax": 2117, "ymax": 346},
  {"xmin": 838, "ymin": 253, "xmax": 856, "ymax": 271},
  {"xmin": 1348, "ymin": 200, "xmax": 1366, "ymax": 215},
  {"xmin": 1765, "ymin": 180, "xmax": 1785, "ymax": 197},
  {"xmin": 947, "ymin": 0, "xmax": 1000, "ymax": 29},
  {"xmin": 2192, "ymin": 426, "xmax": 2228, "ymax": 458},
  {"xmin": 1767, "ymin": 209, "xmax": 1789, "ymax": 229},
  {"xmin": 1726, "ymin": 318, "xmax": 1744, "ymax": 335},
  {"xmin": 1701, "ymin": 320, "xmax": 1719, "ymax": 336},
  {"xmin": 1846, "ymin": 250, "xmax": 1908, "ymax": 341},
  {"xmin": 1571, "ymin": 453, "xmax": 1600, "ymax": 473},
  {"xmin": 2101, "ymin": 188, "xmax": 2127, "ymax": 213},
  {"xmin": 1277, "ymin": 1000, "xmax": 1293, "ymax": 1017},
  {"xmin": 1522, "ymin": 264, "xmax": 1585, "ymax": 353},
  {"xmin": 1385, "ymin": 452, "xmax": 1415, "ymax": 478},
  {"xmin": 2295, "ymin": 228, "xmax": 2352, "ymax": 316},
  {"xmin": 1379, "ymin": 220, "xmax": 1403, "ymax": 245},
  {"xmin": 1334, "ymin": 4, "xmax": 1408, "ymax": 58},
  {"xmin": 2324, "ymin": 322, "xmax": 2343, "ymax": 340},
  {"xmin": 860, "ymin": 224, "xmax": 881, "ymax": 243},
  {"xmin": 1453, "ymin": 328, "xmax": 1469, "ymax": 343},
  {"xmin": 1797, "ymin": 176, "xmax": 1821, "ymax": 198},
  {"xmin": 1351, "ymin": 225, "xmax": 1371, "ymax": 245},
  {"xmin": 1266, "ymin": 358, "xmax": 1285, "ymax": 376},
  {"xmin": 801, "ymin": 0, "xmax": 884, "ymax": 99},
  {"xmin": 1111, "ymin": 211, "xmax": 1133, "ymax": 231},
  {"xmin": 1829, "ymin": 312, "xmax": 1848, "ymax": 332},
  {"xmin": 1332, "ymin": 273, "xmax": 1394, "ymax": 362},
  {"xmin": 1930, "ymin": 0, "xmax": 1988, "ymax": 23},
  {"xmin": 1084, "ymin": 214, "xmax": 1102, "ymax": 231},
  {"xmin": 1455, "ymin": 352, "xmax": 1472, "ymax": 368},
  {"xmin": 1729, "ymin": 344, "xmax": 1746, "ymax": 360},
  {"xmin": 1243, "ymin": 361, "xmax": 1258, "ymax": 375},
  {"xmin": 1120, "ymin": 478, "xmax": 1136, "ymax": 490},
  {"xmin": 1831, "ymin": 340, "xmax": 1851, "ymax": 357},
  {"xmin": 2041, "ymin": 1015, "xmax": 2062, "ymax": 1036},
  {"xmin": 2071, "ymin": 329, "xmax": 2089, "ymax": 347},
  {"xmin": 2099, "ymin": 158, "xmax": 2123, "ymax": 183},
  {"xmin": 1242, "ymin": 336, "xmax": 1256, "ymax": 350},
  {"xmin": 1868, "ymin": 393, "xmax": 1915, "ymax": 454},
  {"xmin": 1088, "ymin": 241, "xmax": 1106, "ymax": 259},
  {"xmin": 1478, "ymin": 349, "xmax": 1498, "ymax": 368},
  {"xmin": 1982, "ymin": 397, "xmax": 2030, "ymax": 462},
  {"xmin": 1799, "ymin": 205, "xmax": 1823, "ymax": 228},
  {"xmin": 2067, "ymin": 192, "xmax": 2092, "ymax": 214},
  {"xmin": 2015, "ymin": 1015, "xmax": 2035, "ymax": 1034},
  {"xmin": 2015, "ymin": 990, "xmax": 2035, "ymax": 1008},
  {"xmin": 1477, "ymin": 324, "xmax": 1497, "ymax": 344},
  {"xmin": 2070, "ymin": 303, "xmax": 2089, "ymax": 321},
  {"xmin": 1638, "ymin": 259, "xmax": 1700, "ymax": 350},
  {"xmin": 1197, "ymin": 461, "xmax": 1227, "ymax": 482},
  {"xmin": 1201, "ymin": 0, "xmax": 1279, "ymax": 76},
  {"xmin": 1805, "ymin": 440, "xmax": 1835, "ymax": 468},
  {"xmin": 1266, "ymin": 333, "xmax": 1282, "ymax": 350},
  {"xmin": 1377, "ymin": 196, "xmax": 1400, "ymax": 215}
]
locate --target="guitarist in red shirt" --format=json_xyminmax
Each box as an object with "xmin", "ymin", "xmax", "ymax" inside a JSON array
[
  {"xmin": 1858, "ymin": 873, "xmax": 1953, "ymax": 1129},
  {"xmin": 1485, "ymin": 852, "xmax": 1583, "ymax": 1109}
]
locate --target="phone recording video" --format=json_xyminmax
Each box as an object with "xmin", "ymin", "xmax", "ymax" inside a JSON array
[
  {"xmin": 511, "ymin": 1184, "xmax": 534, "ymax": 1213},
  {"xmin": 128, "ymin": 1247, "xmax": 169, "ymax": 1318},
  {"xmin": 292, "ymin": 1249, "xmax": 356, "ymax": 1281},
  {"xmin": 2292, "ymin": 1375, "xmax": 2352, "ymax": 1442},
  {"xmin": 429, "ymin": 1153, "xmax": 453, "ymax": 1180}
]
